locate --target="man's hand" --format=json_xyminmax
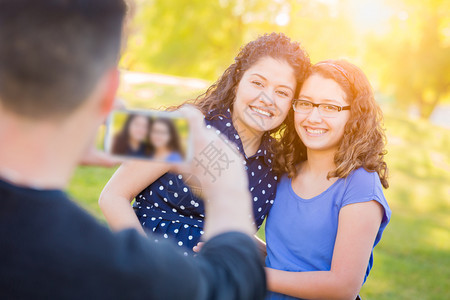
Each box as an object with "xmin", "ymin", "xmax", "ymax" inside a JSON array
[{"xmin": 79, "ymin": 98, "xmax": 126, "ymax": 167}]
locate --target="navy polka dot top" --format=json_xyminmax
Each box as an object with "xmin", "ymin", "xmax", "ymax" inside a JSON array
[{"xmin": 134, "ymin": 108, "xmax": 279, "ymax": 254}]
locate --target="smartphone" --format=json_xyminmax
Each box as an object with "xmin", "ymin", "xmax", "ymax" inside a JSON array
[{"xmin": 97, "ymin": 109, "xmax": 192, "ymax": 163}]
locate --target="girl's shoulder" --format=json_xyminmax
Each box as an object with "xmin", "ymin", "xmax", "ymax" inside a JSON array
[
  {"xmin": 340, "ymin": 167, "xmax": 391, "ymax": 223},
  {"xmin": 344, "ymin": 167, "xmax": 383, "ymax": 193},
  {"xmin": 274, "ymin": 174, "xmax": 293, "ymax": 194},
  {"xmin": 167, "ymin": 152, "xmax": 183, "ymax": 162}
]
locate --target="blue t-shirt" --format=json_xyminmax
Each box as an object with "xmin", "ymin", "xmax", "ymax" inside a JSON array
[
  {"xmin": 166, "ymin": 152, "xmax": 183, "ymax": 163},
  {"xmin": 265, "ymin": 167, "xmax": 391, "ymax": 300}
]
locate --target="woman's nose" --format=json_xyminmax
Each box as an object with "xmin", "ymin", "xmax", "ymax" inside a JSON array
[
  {"xmin": 306, "ymin": 106, "xmax": 323, "ymax": 123},
  {"xmin": 257, "ymin": 91, "xmax": 275, "ymax": 107}
]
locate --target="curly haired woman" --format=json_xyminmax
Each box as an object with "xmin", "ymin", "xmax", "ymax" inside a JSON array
[
  {"xmin": 265, "ymin": 60, "xmax": 391, "ymax": 300},
  {"xmin": 99, "ymin": 33, "xmax": 310, "ymax": 255}
]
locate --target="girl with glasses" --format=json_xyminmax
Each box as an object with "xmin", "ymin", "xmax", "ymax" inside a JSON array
[
  {"xmin": 147, "ymin": 118, "xmax": 184, "ymax": 162},
  {"xmin": 265, "ymin": 60, "xmax": 391, "ymax": 299}
]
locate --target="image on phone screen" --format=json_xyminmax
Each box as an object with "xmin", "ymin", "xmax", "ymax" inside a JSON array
[{"xmin": 97, "ymin": 109, "xmax": 192, "ymax": 163}]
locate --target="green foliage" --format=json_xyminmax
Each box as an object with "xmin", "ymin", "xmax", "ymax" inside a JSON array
[
  {"xmin": 123, "ymin": 0, "xmax": 247, "ymax": 79},
  {"xmin": 365, "ymin": 0, "xmax": 450, "ymax": 119},
  {"xmin": 362, "ymin": 109, "xmax": 450, "ymax": 299},
  {"xmin": 69, "ymin": 81, "xmax": 449, "ymax": 299}
]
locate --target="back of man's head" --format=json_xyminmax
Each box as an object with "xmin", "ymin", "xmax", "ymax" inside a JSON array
[{"xmin": 0, "ymin": 0, "xmax": 126, "ymax": 120}]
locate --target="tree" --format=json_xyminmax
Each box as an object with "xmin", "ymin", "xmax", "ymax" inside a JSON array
[
  {"xmin": 121, "ymin": 0, "xmax": 244, "ymax": 79},
  {"xmin": 121, "ymin": 0, "xmax": 294, "ymax": 80},
  {"xmin": 365, "ymin": 0, "xmax": 450, "ymax": 119}
]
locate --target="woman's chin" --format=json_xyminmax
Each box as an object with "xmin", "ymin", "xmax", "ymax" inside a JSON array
[{"xmin": 246, "ymin": 119, "xmax": 280, "ymax": 134}]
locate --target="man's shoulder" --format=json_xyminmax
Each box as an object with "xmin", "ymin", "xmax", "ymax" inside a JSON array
[
  {"xmin": 0, "ymin": 180, "xmax": 148, "ymax": 297},
  {"xmin": 1, "ymin": 197, "xmax": 111, "ymax": 258},
  {"xmin": 1, "ymin": 180, "xmax": 100, "ymax": 228},
  {"xmin": 0, "ymin": 179, "xmax": 119, "ymax": 260}
]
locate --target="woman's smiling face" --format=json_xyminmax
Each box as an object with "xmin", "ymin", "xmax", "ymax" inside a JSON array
[
  {"xmin": 232, "ymin": 56, "xmax": 296, "ymax": 135},
  {"xmin": 294, "ymin": 74, "xmax": 350, "ymax": 153}
]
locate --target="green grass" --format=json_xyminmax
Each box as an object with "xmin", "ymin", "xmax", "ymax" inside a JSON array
[
  {"xmin": 68, "ymin": 77, "xmax": 450, "ymax": 299},
  {"xmin": 67, "ymin": 166, "xmax": 117, "ymax": 225}
]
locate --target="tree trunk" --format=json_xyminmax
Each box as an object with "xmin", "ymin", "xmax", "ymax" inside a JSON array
[{"xmin": 419, "ymin": 91, "xmax": 443, "ymax": 120}]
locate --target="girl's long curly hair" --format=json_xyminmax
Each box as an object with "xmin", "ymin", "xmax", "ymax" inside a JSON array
[{"xmin": 275, "ymin": 59, "xmax": 389, "ymax": 188}]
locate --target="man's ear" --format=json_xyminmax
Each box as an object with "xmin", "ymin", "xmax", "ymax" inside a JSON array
[{"xmin": 99, "ymin": 68, "xmax": 120, "ymax": 116}]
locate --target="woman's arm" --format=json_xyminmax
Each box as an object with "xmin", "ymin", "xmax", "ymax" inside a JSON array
[
  {"xmin": 98, "ymin": 160, "xmax": 171, "ymax": 235},
  {"xmin": 266, "ymin": 200, "xmax": 383, "ymax": 300}
]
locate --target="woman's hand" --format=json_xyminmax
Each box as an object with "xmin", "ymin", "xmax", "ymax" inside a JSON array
[
  {"xmin": 194, "ymin": 236, "xmax": 266, "ymax": 255},
  {"xmin": 193, "ymin": 242, "xmax": 204, "ymax": 253},
  {"xmin": 79, "ymin": 98, "xmax": 126, "ymax": 167}
]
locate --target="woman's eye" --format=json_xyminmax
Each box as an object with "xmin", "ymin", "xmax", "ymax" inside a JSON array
[
  {"xmin": 323, "ymin": 105, "xmax": 339, "ymax": 112},
  {"xmin": 298, "ymin": 101, "xmax": 312, "ymax": 108},
  {"xmin": 276, "ymin": 90, "xmax": 290, "ymax": 97},
  {"xmin": 251, "ymin": 81, "xmax": 263, "ymax": 87}
]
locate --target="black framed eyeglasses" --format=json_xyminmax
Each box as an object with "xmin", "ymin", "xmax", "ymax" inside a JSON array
[{"xmin": 292, "ymin": 99, "xmax": 350, "ymax": 118}]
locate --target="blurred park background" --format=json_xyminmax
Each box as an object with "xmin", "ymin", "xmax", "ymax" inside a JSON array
[{"xmin": 69, "ymin": 0, "xmax": 450, "ymax": 298}]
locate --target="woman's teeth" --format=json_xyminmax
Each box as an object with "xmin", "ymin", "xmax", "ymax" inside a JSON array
[
  {"xmin": 306, "ymin": 128, "xmax": 326, "ymax": 134},
  {"xmin": 250, "ymin": 106, "xmax": 273, "ymax": 118}
]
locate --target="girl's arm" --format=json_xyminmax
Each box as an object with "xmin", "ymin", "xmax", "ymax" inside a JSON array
[
  {"xmin": 266, "ymin": 200, "xmax": 383, "ymax": 300},
  {"xmin": 98, "ymin": 160, "xmax": 171, "ymax": 235}
]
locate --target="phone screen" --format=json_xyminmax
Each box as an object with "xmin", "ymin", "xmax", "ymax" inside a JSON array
[{"xmin": 97, "ymin": 109, "xmax": 192, "ymax": 163}]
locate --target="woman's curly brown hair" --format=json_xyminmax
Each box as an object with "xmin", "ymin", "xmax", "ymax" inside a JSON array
[{"xmin": 274, "ymin": 59, "xmax": 389, "ymax": 188}]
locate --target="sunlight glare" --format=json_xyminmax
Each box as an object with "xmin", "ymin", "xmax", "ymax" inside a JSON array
[
  {"xmin": 350, "ymin": 0, "xmax": 393, "ymax": 35},
  {"xmin": 275, "ymin": 12, "xmax": 290, "ymax": 26},
  {"xmin": 397, "ymin": 11, "xmax": 409, "ymax": 21},
  {"xmin": 316, "ymin": 0, "xmax": 339, "ymax": 5}
]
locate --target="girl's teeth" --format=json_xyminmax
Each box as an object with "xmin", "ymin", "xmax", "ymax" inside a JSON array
[
  {"xmin": 306, "ymin": 128, "xmax": 326, "ymax": 134},
  {"xmin": 251, "ymin": 106, "xmax": 272, "ymax": 117}
]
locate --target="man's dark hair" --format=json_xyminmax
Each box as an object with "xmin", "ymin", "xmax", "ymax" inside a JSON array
[{"xmin": 0, "ymin": 0, "xmax": 126, "ymax": 119}]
